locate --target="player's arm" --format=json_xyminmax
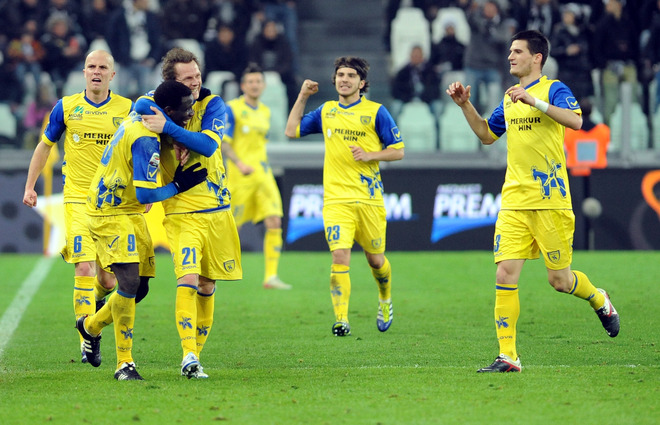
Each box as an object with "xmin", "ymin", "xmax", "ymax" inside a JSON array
[
  {"xmin": 506, "ymin": 85, "xmax": 582, "ymax": 130},
  {"xmin": 351, "ymin": 105, "xmax": 405, "ymax": 162},
  {"xmin": 23, "ymin": 101, "xmax": 65, "ymax": 207},
  {"xmin": 134, "ymin": 96, "xmax": 218, "ymax": 157},
  {"xmin": 23, "ymin": 140, "xmax": 54, "ymax": 207},
  {"xmin": 285, "ymin": 79, "xmax": 319, "ymax": 138},
  {"xmin": 446, "ymin": 81, "xmax": 495, "ymax": 145},
  {"xmin": 131, "ymin": 136, "xmax": 208, "ymax": 204}
]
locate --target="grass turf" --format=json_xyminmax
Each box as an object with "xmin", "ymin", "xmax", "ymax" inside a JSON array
[{"xmin": 0, "ymin": 251, "xmax": 658, "ymax": 424}]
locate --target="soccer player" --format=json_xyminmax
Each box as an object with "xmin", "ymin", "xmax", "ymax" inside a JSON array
[
  {"xmin": 223, "ymin": 63, "xmax": 291, "ymax": 290},
  {"xmin": 446, "ymin": 30, "xmax": 620, "ymax": 373},
  {"xmin": 284, "ymin": 56, "xmax": 405, "ymax": 336},
  {"xmin": 77, "ymin": 80, "xmax": 208, "ymax": 380},
  {"xmin": 23, "ymin": 50, "xmax": 131, "ymax": 363},
  {"xmin": 137, "ymin": 47, "xmax": 243, "ymax": 379}
]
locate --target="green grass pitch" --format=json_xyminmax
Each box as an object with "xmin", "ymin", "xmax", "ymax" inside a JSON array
[{"xmin": 0, "ymin": 251, "xmax": 658, "ymax": 424}]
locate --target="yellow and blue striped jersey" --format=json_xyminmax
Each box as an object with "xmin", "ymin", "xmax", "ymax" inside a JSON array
[
  {"xmin": 87, "ymin": 112, "xmax": 160, "ymax": 216},
  {"xmin": 224, "ymin": 96, "xmax": 272, "ymax": 186},
  {"xmin": 297, "ymin": 97, "xmax": 404, "ymax": 205},
  {"xmin": 42, "ymin": 91, "xmax": 132, "ymax": 203},
  {"xmin": 486, "ymin": 76, "xmax": 581, "ymax": 210}
]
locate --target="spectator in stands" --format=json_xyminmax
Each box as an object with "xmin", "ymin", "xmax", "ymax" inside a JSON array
[
  {"xmin": 203, "ymin": 0, "xmax": 259, "ymax": 44},
  {"xmin": 258, "ymin": 0, "xmax": 299, "ymax": 74},
  {"xmin": 0, "ymin": 51, "xmax": 23, "ymax": 122},
  {"xmin": 160, "ymin": 0, "xmax": 210, "ymax": 44},
  {"xmin": 40, "ymin": 13, "xmax": 87, "ymax": 97},
  {"xmin": 463, "ymin": 0, "xmax": 511, "ymax": 114},
  {"xmin": 390, "ymin": 45, "xmax": 442, "ymax": 123},
  {"xmin": 550, "ymin": 3, "xmax": 594, "ymax": 101},
  {"xmin": 204, "ymin": 23, "xmax": 248, "ymax": 81},
  {"xmin": 519, "ymin": 0, "xmax": 561, "ymax": 37},
  {"xmin": 81, "ymin": 0, "xmax": 114, "ymax": 47},
  {"xmin": 45, "ymin": 0, "xmax": 83, "ymax": 34},
  {"xmin": 431, "ymin": 19, "xmax": 466, "ymax": 77},
  {"xmin": 22, "ymin": 81, "xmax": 57, "ymax": 149},
  {"xmin": 591, "ymin": 0, "xmax": 639, "ymax": 125},
  {"xmin": 106, "ymin": 0, "xmax": 162, "ymax": 99},
  {"xmin": 249, "ymin": 19, "xmax": 297, "ymax": 109},
  {"xmin": 641, "ymin": 0, "xmax": 660, "ymax": 113},
  {"xmin": 6, "ymin": 23, "xmax": 46, "ymax": 94},
  {"xmin": 1, "ymin": 0, "xmax": 48, "ymax": 40}
]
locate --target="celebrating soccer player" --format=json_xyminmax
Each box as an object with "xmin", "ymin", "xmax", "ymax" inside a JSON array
[
  {"xmin": 285, "ymin": 56, "xmax": 405, "ymax": 336},
  {"xmin": 446, "ymin": 30, "xmax": 620, "ymax": 373}
]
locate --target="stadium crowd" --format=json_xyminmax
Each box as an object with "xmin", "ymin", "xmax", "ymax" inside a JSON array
[{"xmin": 1, "ymin": 0, "xmax": 660, "ymax": 151}]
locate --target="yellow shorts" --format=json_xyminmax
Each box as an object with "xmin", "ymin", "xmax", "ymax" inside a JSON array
[
  {"xmin": 61, "ymin": 203, "xmax": 98, "ymax": 264},
  {"xmin": 493, "ymin": 209, "xmax": 574, "ymax": 270},
  {"xmin": 230, "ymin": 174, "xmax": 283, "ymax": 227},
  {"xmin": 322, "ymin": 202, "xmax": 386, "ymax": 254},
  {"xmin": 163, "ymin": 209, "xmax": 243, "ymax": 281},
  {"xmin": 87, "ymin": 213, "xmax": 155, "ymax": 277}
]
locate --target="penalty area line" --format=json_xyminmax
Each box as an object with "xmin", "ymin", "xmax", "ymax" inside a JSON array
[{"xmin": 0, "ymin": 256, "xmax": 55, "ymax": 361}]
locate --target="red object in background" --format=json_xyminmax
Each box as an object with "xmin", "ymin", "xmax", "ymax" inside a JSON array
[{"xmin": 564, "ymin": 124, "xmax": 610, "ymax": 176}]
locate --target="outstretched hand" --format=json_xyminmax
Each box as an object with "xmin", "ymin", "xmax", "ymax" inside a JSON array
[{"xmin": 446, "ymin": 81, "xmax": 471, "ymax": 106}]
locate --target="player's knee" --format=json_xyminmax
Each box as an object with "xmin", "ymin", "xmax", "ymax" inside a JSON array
[
  {"xmin": 135, "ymin": 277, "xmax": 150, "ymax": 303},
  {"xmin": 74, "ymin": 261, "xmax": 95, "ymax": 277}
]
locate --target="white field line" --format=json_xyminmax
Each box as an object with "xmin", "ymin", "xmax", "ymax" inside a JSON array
[{"xmin": 0, "ymin": 256, "xmax": 55, "ymax": 360}]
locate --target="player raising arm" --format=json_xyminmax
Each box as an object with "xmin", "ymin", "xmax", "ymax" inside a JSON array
[
  {"xmin": 285, "ymin": 56, "xmax": 404, "ymax": 336},
  {"xmin": 447, "ymin": 30, "xmax": 619, "ymax": 373}
]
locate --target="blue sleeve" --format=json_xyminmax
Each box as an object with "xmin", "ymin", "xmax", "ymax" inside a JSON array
[
  {"xmin": 131, "ymin": 136, "xmax": 178, "ymax": 204},
  {"xmin": 374, "ymin": 105, "xmax": 403, "ymax": 148},
  {"xmin": 134, "ymin": 95, "xmax": 218, "ymax": 157},
  {"xmin": 43, "ymin": 99, "xmax": 65, "ymax": 142},
  {"xmin": 299, "ymin": 104, "xmax": 324, "ymax": 136},
  {"xmin": 225, "ymin": 106, "xmax": 235, "ymax": 139},
  {"xmin": 549, "ymin": 82, "xmax": 580, "ymax": 111},
  {"xmin": 200, "ymin": 96, "xmax": 226, "ymax": 140},
  {"xmin": 486, "ymin": 100, "xmax": 506, "ymax": 138}
]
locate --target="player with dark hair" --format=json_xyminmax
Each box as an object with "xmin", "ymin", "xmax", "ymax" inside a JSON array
[
  {"xmin": 77, "ymin": 80, "xmax": 208, "ymax": 380},
  {"xmin": 137, "ymin": 47, "xmax": 242, "ymax": 379},
  {"xmin": 222, "ymin": 63, "xmax": 291, "ymax": 290},
  {"xmin": 285, "ymin": 56, "xmax": 405, "ymax": 336},
  {"xmin": 446, "ymin": 29, "xmax": 620, "ymax": 373},
  {"xmin": 23, "ymin": 50, "xmax": 131, "ymax": 364}
]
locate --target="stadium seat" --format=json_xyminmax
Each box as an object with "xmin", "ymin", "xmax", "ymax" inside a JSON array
[
  {"xmin": 397, "ymin": 100, "xmax": 437, "ymax": 151},
  {"xmin": 609, "ymin": 101, "xmax": 650, "ymax": 152},
  {"xmin": 86, "ymin": 38, "xmax": 111, "ymax": 55},
  {"xmin": 63, "ymin": 70, "xmax": 87, "ymax": 96},
  {"xmin": 431, "ymin": 7, "xmax": 470, "ymax": 46},
  {"xmin": 390, "ymin": 7, "xmax": 431, "ymax": 73},
  {"xmin": 438, "ymin": 105, "xmax": 479, "ymax": 152},
  {"xmin": 0, "ymin": 103, "xmax": 17, "ymax": 139},
  {"xmin": 205, "ymin": 71, "xmax": 239, "ymax": 99},
  {"xmin": 261, "ymin": 71, "xmax": 288, "ymax": 142}
]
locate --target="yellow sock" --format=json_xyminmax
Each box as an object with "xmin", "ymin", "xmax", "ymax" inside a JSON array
[
  {"xmin": 264, "ymin": 228, "xmax": 283, "ymax": 282},
  {"xmin": 371, "ymin": 257, "xmax": 392, "ymax": 301},
  {"xmin": 86, "ymin": 292, "xmax": 115, "ymax": 336},
  {"xmin": 196, "ymin": 289, "xmax": 215, "ymax": 358},
  {"xmin": 112, "ymin": 291, "xmax": 136, "ymax": 368},
  {"xmin": 330, "ymin": 264, "xmax": 351, "ymax": 322},
  {"xmin": 176, "ymin": 284, "xmax": 198, "ymax": 357},
  {"xmin": 93, "ymin": 277, "xmax": 114, "ymax": 302},
  {"xmin": 73, "ymin": 276, "xmax": 95, "ymax": 345},
  {"xmin": 494, "ymin": 283, "xmax": 519, "ymax": 360},
  {"xmin": 570, "ymin": 270, "xmax": 605, "ymax": 309}
]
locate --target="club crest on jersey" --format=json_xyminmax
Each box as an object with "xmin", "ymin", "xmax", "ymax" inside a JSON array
[
  {"xmin": 360, "ymin": 116, "xmax": 371, "ymax": 125},
  {"xmin": 223, "ymin": 260, "xmax": 235, "ymax": 272},
  {"xmin": 113, "ymin": 117, "xmax": 123, "ymax": 128},
  {"xmin": 212, "ymin": 118, "xmax": 224, "ymax": 135},
  {"xmin": 371, "ymin": 238, "xmax": 382, "ymax": 249},
  {"xmin": 547, "ymin": 250, "xmax": 561, "ymax": 263},
  {"xmin": 325, "ymin": 108, "xmax": 337, "ymax": 119}
]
